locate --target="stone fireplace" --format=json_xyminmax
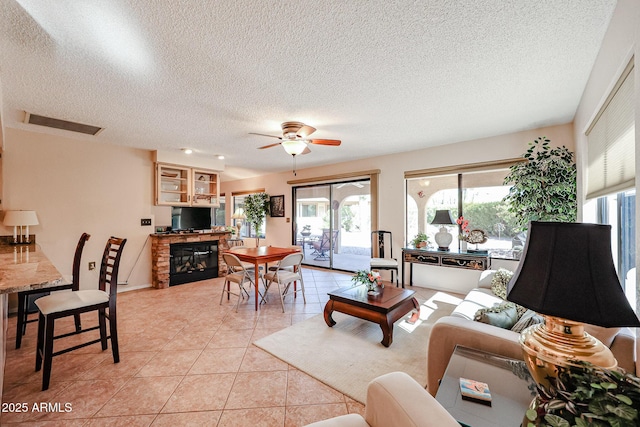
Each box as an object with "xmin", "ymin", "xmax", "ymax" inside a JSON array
[{"xmin": 150, "ymin": 232, "xmax": 230, "ymax": 289}]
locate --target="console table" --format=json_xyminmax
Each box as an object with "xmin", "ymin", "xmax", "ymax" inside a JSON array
[{"xmin": 402, "ymin": 248, "xmax": 489, "ymax": 286}]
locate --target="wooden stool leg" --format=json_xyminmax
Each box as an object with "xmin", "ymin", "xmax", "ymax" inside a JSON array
[
  {"xmin": 16, "ymin": 292, "xmax": 27, "ymax": 349},
  {"xmin": 109, "ymin": 308, "xmax": 120, "ymax": 363},
  {"xmin": 35, "ymin": 311, "xmax": 45, "ymax": 371},
  {"xmin": 98, "ymin": 308, "xmax": 108, "ymax": 351},
  {"xmin": 73, "ymin": 313, "xmax": 82, "ymax": 332},
  {"xmin": 42, "ymin": 316, "xmax": 55, "ymax": 391}
]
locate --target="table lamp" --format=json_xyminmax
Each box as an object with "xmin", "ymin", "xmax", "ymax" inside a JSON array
[
  {"xmin": 507, "ymin": 221, "xmax": 640, "ymax": 390},
  {"xmin": 3, "ymin": 210, "xmax": 39, "ymax": 244},
  {"xmin": 431, "ymin": 209, "xmax": 455, "ymax": 251},
  {"xmin": 231, "ymin": 208, "xmax": 246, "ymax": 236}
]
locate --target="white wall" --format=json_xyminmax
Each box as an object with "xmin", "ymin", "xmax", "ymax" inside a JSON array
[
  {"xmin": 1, "ymin": 128, "xmax": 154, "ymax": 291},
  {"xmin": 221, "ymin": 123, "xmax": 573, "ymax": 290},
  {"xmin": 572, "ymin": 0, "xmax": 640, "ymax": 372}
]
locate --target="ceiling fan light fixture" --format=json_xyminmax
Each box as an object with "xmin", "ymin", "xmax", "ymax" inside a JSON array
[{"xmin": 282, "ymin": 139, "xmax": 307, "ymax": 156}]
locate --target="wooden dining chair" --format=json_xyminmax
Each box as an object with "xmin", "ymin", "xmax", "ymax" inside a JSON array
[
  {"xmin": 15, "ymin": 233, "xmax": 90, "ymax": 349},
  {"xmin": 35, "ymin": 236, "xmax": 126, "ymax": 391}
]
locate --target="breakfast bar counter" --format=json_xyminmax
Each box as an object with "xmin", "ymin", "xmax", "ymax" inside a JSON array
[{"xmin": 0, "ymin": 243, "xmax": 65, "ymax": 402}]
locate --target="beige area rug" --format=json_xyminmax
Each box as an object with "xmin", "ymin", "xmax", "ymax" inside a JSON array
[{"xmin": 254, "ymin": 293, "xmax": 459, "ymax": 403}]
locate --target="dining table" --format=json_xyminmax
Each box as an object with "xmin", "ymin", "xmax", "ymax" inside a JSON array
[
  {"xmin": 0, "ymin": 243, "xmax": 66, "ymax": 402},
  {"xmin": 226, "ymin": 246, "xmax": 300, "ymax": 311}
]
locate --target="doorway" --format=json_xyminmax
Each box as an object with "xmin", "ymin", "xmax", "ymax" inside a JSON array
[{"xmin": 293, "ymin": 179, "xmax": 371, "ymax": 272}]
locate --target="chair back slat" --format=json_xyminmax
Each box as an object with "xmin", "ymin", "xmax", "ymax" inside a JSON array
[
  {"xmin": 99, "ymin": 237, "xmax": 127, "ymax": 297},
  {"xmin": 371, "ymin": 230, "xmax": 392, "ymax": 259},
  {"xmin": 71, "ymin": 233, "xmax": 91, "ymax": 291}
]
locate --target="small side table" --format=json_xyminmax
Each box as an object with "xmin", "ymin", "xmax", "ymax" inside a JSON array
[{"xmin": 435, "ymin": 346, "xmax": 536, "ymax": 427}]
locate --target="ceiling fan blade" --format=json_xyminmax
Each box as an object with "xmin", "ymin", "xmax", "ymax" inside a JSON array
[
  {"xmin": 309, "ymin": 139, "xmax": 341, "ymax": 146},
  {"xmin": 249, "ymin": 132, "xmax": 283, "ymax": 140},
  {"xmin": 296, "ymin": 125, "xmax": 316, "ymax": 138},
  {"xmin": 257, "ymin": 142, "xmax": 283, "ymax": 149},
  {"xmin": 300, "ymin": 146, "xmax": 312, "ymax": 155}
]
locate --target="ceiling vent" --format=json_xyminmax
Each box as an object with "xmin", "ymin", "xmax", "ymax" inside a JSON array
[{"xmin": 24, "ymin": 112, "xmax": 103, "ymax": 136}]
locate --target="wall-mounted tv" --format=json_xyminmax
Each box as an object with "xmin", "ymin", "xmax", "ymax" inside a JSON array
[{"xmin": 171, "ymin": 207, "xmax": 212, "ymax": 231}]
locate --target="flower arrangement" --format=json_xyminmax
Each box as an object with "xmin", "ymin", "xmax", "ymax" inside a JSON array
[
  {"xmin": 527, "ymin": 362, "xmax": 640, "ymax": 427},
  {"xmin": 457, "ymin": 216, "xmax": 470, "ymax": 241},
  {"xmin": 352, "ymin": 270, "xmax": 381, "ymax": 291}
]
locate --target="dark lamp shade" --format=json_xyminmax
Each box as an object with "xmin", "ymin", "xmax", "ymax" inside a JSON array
[
  {"xmin": 507, "ymin": 222, "xmax": 640, "ymax": 328},
  {"xmin": 431, "ymin": 210, "xmax": 455, "ymax": 225}
]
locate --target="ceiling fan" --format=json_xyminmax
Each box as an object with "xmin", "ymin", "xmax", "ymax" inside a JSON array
[{"xmin": 250, "ymin": 121, "xmax": 341, "ymax": 157}]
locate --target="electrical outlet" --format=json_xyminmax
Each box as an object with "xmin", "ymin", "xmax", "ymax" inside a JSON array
[
  {"xmin": 141, "ymin": 218, "xmax": 152, "ymax": 226},
  {"xmin": 88, "ymin": 261, "xmax": 96, "ymax": 270}
]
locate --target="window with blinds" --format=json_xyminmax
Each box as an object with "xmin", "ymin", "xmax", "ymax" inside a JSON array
[{"xmin": 586, "ymin": 60, "xmax": 635, "ymax": 200}]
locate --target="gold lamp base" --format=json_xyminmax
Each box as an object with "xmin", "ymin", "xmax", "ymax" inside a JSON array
[{"xmin": 519, "ymin": 315, "xmax": 617, "ymax": 390}]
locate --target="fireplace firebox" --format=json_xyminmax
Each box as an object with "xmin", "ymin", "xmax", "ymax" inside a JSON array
[{"xmin": 170, "ymin": 241, "xmax": 219, "ymax": 286}]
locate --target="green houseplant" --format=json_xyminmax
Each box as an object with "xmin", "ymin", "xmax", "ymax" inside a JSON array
[
  {"xmin": 411, "ymin": 232, "xmax": 429, "ymax": 248},
  {"xmin": 503, "ymin": 137, "xmax": 577, "ymax": 231},
  {"xmin": 527, "ymin": 362, "xmax": 640, "ymax": 427},
  {"xmin": 244, "ymin": 192, "xmax": 270, "ymax": 244}
]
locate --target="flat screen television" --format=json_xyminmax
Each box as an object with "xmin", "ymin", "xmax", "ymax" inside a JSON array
[{"xmin": 171, "ymin": 207, "xmax": 212, "ymax": 231}]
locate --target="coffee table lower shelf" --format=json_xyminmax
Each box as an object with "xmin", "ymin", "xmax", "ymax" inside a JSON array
[{"xmin": 323, "ymin": 284, "xmax": 419, "ymax": 347}]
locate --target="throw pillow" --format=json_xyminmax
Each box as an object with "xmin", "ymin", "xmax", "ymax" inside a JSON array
[
  {"xmin": 490, "ymin": 268, "xmax": 528, "ymax": 318},
  {"xmin": 511, "ymin": 309, "xmax": 545, "ymax": 333},
  {"xmin": 474, "ymin": 302, "xmax": 519, "ymax": 329}
]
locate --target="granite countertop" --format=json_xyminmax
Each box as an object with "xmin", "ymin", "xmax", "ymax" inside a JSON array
[{"xmin": 0, "ymin": 244, "xmax": 65, "ymax": 294}]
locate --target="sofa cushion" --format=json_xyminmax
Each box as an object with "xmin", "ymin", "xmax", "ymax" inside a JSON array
[
  {"xmin": 477, "ymin": 270, "xmax": 497, "ymax": 289},
  {"xmin": 451, "ymin": 289, "xmax": 504, "ymax": 320},
  {"xmin": 489, "ymin": 268, "xmax": 513, "ymax": 299},
  {"xmin": 511, "ymin": 309, "xmax": 544, "ymax": 333},
  {"xmin": 474, "ymin": 302, "xmax": 519, "ymax": 329}
]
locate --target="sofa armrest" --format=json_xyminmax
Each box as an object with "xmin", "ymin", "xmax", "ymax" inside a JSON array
[
  {"xmin": 610, "ymin": 327, "xmax": 636, "ymax": 374},
  {"xmin": 427, "ymin": 316, "xmax": 522, "ymax": 396},
  {"xmin": 365, "ymin": 372, "xmax": 459, "ymax": 427}
]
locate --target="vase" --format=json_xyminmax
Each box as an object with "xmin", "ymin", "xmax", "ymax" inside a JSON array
[{"xmin": 460, "ymin": 240, "xmax": 468, "ymax": 252}]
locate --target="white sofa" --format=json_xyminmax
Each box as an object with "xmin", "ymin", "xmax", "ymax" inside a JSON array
[
  {"xmin": 305, "ymin": 372, "xmax": 459, "ymax": 427},
  {"xmin": 426, "ymin": 270, "xmax": 637, "ymax": 396}
]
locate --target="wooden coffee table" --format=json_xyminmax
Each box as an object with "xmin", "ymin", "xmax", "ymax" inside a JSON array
[{"xmin": 324, "ymin": 285, "xmax": 420, "ymax": 347}]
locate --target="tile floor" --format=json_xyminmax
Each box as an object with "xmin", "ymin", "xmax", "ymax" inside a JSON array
[{"xmin": 1, "ymin": 268, "xmax": 434, "ymax": 426}]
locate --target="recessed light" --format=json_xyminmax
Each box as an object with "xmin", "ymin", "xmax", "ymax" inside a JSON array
[
  {"xmin": 217, "ymin": 155, "xmax": 225, "ymax": 160},
  {"xmin": 182, "ymin": 148, "xmax": 193, "ymax": 154}
]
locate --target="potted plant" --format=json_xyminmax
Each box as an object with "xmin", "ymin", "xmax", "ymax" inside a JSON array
[
  {"xmin": 244, "ymin": 192, "xmax": 270, "ymax": 245},
  {"xmin": 503, "ymin": 137, "xmax": 577, "ymax": 231},
  {"xmin": 526, "ymin": 362, "xmax": 640, "ymax": 427},
  {"xmin": 411, "ymin": 232, "xmax": 429, "ymax": 248},
  {"xmin": 301, "ymin": 225, "xmax": 312, "ymax": 237}
]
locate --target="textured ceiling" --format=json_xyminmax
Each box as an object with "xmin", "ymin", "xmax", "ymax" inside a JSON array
[{"xmin": 0, "ymin": 0, "xmax": 616, "ymax": 180}]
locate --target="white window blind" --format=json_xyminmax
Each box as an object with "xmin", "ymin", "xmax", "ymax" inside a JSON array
[{"xmin": 586, "ymin": 60, "xmax": 635, "ymax": 200}]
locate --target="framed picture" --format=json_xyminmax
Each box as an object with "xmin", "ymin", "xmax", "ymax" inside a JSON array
[{"xmin": 270, "ymin": 195, "xmax": 285, "ymax": 217}]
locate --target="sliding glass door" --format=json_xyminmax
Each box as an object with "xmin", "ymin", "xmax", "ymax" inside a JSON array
[{"xmin": 293, "ymin": 179, "xmax": 371, "ymax": 272}]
